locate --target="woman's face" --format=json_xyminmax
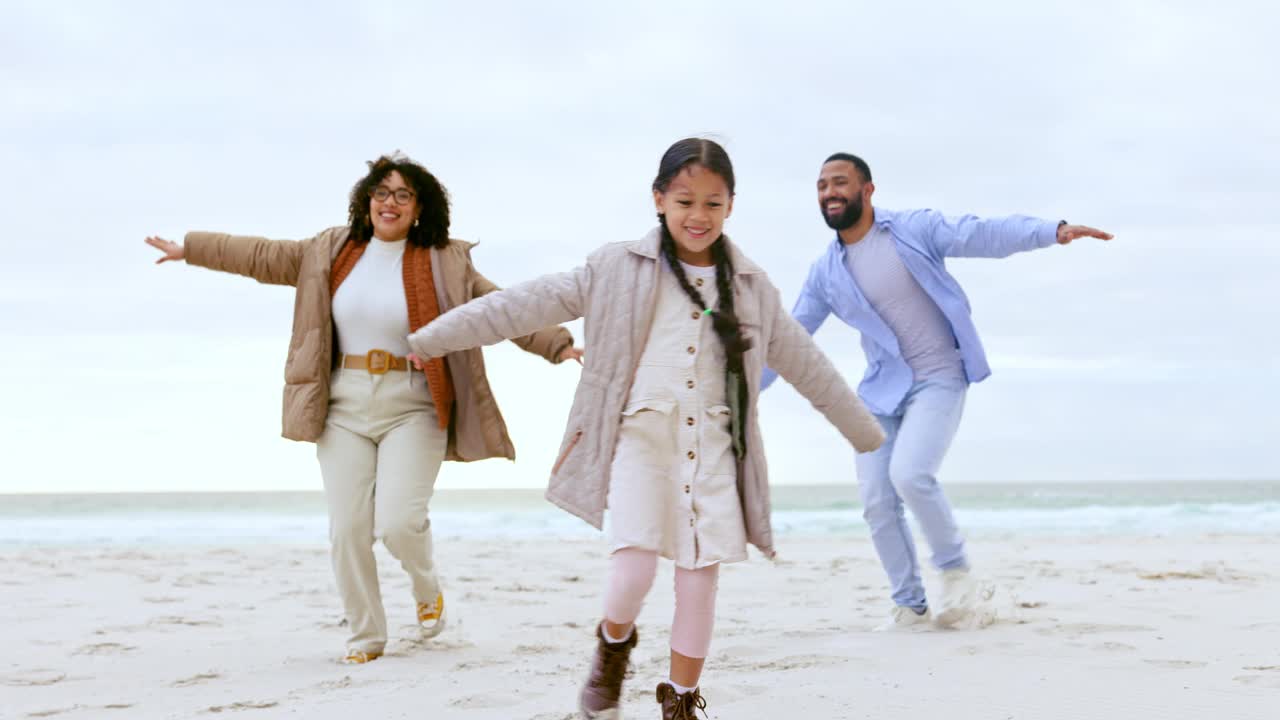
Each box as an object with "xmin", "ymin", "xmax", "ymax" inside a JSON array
[
  {"xmin": 653, "ymin": 163, "xmax": 733, "ymax": 266},
  {"xmin": 368, "ymin": 171, "xmax": 420, "ymax": 241}
]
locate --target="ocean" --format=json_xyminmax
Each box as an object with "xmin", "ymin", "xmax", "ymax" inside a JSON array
[{"xmin": 1, "ymin": 481, "xmax": 1276, "ymax": 546}]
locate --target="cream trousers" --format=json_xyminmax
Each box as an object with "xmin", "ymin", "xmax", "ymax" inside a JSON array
[{"xmin": 316, "ymin": 366, "xmax": 447, "ymax": 654}]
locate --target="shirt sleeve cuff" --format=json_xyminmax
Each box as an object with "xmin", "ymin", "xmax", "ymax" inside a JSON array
[{"xmin": 1035, "ymin": 220, "xmax": 1062, "ymax": 248}]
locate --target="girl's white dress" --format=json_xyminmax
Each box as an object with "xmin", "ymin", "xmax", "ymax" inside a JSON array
[{"xmin": 605, "ymin": 261, "xmax": 748, "ymax": 569}]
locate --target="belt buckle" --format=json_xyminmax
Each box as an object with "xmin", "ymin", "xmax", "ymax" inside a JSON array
[{"xmin": 366, "ymin": 349, "xmax": 391, "ymax": 375}]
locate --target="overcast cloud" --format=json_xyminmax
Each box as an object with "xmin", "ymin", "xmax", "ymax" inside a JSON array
[{"xmin": 1, "ymin": 1, "xmax": 1275, "ymax": 492}]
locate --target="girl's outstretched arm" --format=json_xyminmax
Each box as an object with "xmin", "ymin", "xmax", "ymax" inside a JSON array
[
  {"xmin": 761, "ymin": 282, "xmax": 885, "ymax": 453},
  {"xmin": 470, "ymin": 265, "xmax": 576, "ymax": 364},
  {"xmin": 408, "ymin": 265, "xmax": 589, "ymax": 359}
]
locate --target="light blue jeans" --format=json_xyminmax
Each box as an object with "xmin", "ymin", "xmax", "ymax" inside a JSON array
[{"xmin": 856, "ymin": 376, "xmax": 968, "ymax": 612}]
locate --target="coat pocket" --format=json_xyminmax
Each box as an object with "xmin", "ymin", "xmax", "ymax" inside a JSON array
[
  {"xmin": 621, "ymin": 397, "xmax": 677, "ymax": 417},
  {"xmin": 700, "ymin": 405, "xmax": 738, "ymax": 472},
  {"xmin": 552, "ymin": 429, "xmax": 584, "ymax": 475},
  {"xmin": 285, "ymin": 328, "xmax": 322, "ymax": 383},
  {"xmin": 614, "ymin": 396, "xmax": 677, "ymax": 472}
]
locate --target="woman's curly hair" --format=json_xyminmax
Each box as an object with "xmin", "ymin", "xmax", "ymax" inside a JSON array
[{"xmin": 347, "ymin": 153, "xmax": 451, "ymax": 248}]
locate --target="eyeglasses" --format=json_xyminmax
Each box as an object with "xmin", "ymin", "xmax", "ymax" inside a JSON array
[{"xmin": 371, "ymin": 186, "xmax": 416, "ymax": 205}]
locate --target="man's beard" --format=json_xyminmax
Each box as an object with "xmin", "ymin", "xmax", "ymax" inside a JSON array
[{"xmin": 822, "ymin": 194, "xmax": 864, "ymax": 230}]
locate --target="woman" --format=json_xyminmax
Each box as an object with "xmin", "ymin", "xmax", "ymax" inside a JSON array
[{"xmin": 145, "ymin": 153, "xmax": 579, "ymax": 664}]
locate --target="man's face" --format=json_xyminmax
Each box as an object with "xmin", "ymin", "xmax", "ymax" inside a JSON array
[{"xmin": 818, "ymin": 160, "xmax": 869, "ymax": 230}]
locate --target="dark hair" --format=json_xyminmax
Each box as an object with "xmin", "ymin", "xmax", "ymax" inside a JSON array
[
  {"xmin": 347, "ymin": 154, "xmax": 451, "ymax": 248},
  {"xmin": 653, "ymin": 138, "xmax": 753, "ymax": 457},
  {"xmin": 823, "ymin": 152, "xmax": 873, "ymax": 183}
]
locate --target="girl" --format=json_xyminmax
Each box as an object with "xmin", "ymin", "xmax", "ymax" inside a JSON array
[{"xmin": 406, "ymin": 139, "xmax": 884, "ymax": 719}]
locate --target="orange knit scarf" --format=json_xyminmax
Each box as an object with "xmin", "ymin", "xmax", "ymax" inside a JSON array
[{"xmin": 330, "ymin": 239, "xmax": 455, "ymax": 429}]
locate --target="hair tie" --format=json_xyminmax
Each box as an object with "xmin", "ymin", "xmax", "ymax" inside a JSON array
[{"xmin": 702, "ymin": 308, "xmax": 714, "ymax": 317}]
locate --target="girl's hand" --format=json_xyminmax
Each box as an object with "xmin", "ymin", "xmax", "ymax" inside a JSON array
[
  {"xmin": 145, "ymin": 236, "xmax": 185, "ymax": 264},
  {"xmin": 559, "ymin": 347, "xmax": 585, "ymax": 366},
  {"xmin": 407, "ymin": 353, "xmax": 426, "ymax": 371}
]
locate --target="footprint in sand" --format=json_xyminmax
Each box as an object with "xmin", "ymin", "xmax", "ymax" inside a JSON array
[
  {"xmin": 1139, "ymin": 565, "xmax": 1253, "ymax": 584},
  {"xmin": 310, "ymin": 676, "xmax": 360, "ymax": 691},
  {"xmin": 204, "ymin": 700, "xmax": 278, "ymax": 713},
  {"xmin": 780, "ymin": 628, "xmax": 840, "ymax": 640},
  {"xmin": 24, "ymin": 706, "xmax": 83, "ymax": 718},
  {"xmin": 173, "ymin": 575, "xmax": 216, "ymax": 588},
  {"xmin": 724, "ymin": 654, "xmax": 852, "ymax": 672},
  {"xmin": 2, "ymin": 669, "xmax": 67, "ymax": 687},
  {"xmin": 1143, "ymin": 659, "xmax": 1208, "ymax": 669},
  {"xmin": 494, "ymin": 582, "xmax": 541, "ymax": 593},
  {"xmin": 172, "ymin": 673, "xmax": 222, "ymax": 688},
  {"xmin": 149, "ymin": 616, "xmax": 221, "ymax": 628},
  {"xmin": 1095, "ymin": 642, "xmax": 1137, "ymax": 652},
  {"xmin": 75, "ymin": 642, "xmax": 138, "ymax": 656},
  {"xmin": 448, "ymin": 694, "xmax": 523, "ymax": 710},
  {"xmin": 514, "ymin": 644, "xmax": 557, "ymax": 656},
  {"xmin": 392, "ymin": 635, "xmax": 476, "ymax": 654},
  {"xmin": 453, "ymin": 659, "xmax": 515, "ymax": 671},
  {"xmin": 1234, "ymin": 674, "xmax": 1280, "ymax": 689},
  {"xmin": 507, "ymin": 597, "xmax": 549, "ymax": 607},
  {"xmin": 1037, "ymin": 623, "xmax": 1155, "ymax": 638}
]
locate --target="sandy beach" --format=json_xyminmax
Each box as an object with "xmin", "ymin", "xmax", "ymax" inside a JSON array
[{"xmin": 2, "ymin": 531, "xmax": 1276, "ymax": 719}]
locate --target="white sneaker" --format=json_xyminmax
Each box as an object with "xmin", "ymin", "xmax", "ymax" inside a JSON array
[
  {"xmin": 875, "ymin": 605, "xmax": 933, "ymax": 632},
  {"xmin": 936, "ymin": 567, "xmax": 977, "ymax": 628}
]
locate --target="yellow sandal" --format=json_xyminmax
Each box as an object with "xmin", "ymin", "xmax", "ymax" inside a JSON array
[
  {"xmin": 417, "ymin": 593, "xmax": 447, "ymax": 639},
  {"xmin": 343, "ymin": 649, "xmax": 382, "ymax": 664}
]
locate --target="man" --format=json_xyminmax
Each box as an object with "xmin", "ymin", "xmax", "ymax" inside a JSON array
[{"xmin": 763, "ymin": 153, "xmax": 1112, "ymax": 629}]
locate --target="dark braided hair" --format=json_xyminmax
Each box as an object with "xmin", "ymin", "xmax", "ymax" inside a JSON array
[{"xmin": 653, "ymin": 138, "xmax": 754, "ymax": 458}]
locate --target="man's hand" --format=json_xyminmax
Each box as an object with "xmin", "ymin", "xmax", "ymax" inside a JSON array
[
  {"xmin": 1057, "ymin": 224, "xmax": 1113, "ymax": 244},
  {"xmin": 559, "ymin": 347, "xmax": 585, "ymax": 366}
]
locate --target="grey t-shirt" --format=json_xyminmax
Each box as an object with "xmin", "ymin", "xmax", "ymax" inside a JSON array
[{"xmin": 844, "ymin": 226, "xmax": 964, "ymax": 381}]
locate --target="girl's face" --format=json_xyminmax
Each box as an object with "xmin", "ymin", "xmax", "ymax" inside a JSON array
[
  {"xmin": 653, "ymin": 163, "xmax": 733, "ymax": 266},
  {"xmin": 369, "ymin": 171, "xmax": 420, "ymax": 242}
]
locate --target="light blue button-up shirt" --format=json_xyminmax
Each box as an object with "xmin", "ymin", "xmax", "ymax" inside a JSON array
[{"xmin": 762, "ymin": 208, "xmax": 1060, "ymax": 415}]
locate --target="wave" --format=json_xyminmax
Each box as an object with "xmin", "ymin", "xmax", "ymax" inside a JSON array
[{"xmin": 1, "ymin": 502, "xmax": 1276, "ymax": 546}]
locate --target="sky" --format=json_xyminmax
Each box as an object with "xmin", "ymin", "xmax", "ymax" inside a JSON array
[{"xmin": 1, "ymin": 0, "xmax": 1276, "ymax": 493}]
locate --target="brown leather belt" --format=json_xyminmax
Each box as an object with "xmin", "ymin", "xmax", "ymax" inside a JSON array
[{"xmin": 340, "ymin": 349, "xmax": 417, "ymax": 374}]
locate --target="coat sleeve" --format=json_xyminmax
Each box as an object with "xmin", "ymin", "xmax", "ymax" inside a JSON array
[
  {"xmin": 408, "ymin": 265, "xmax": 588, "ymax": 360},
  {"xmin": 761, "ymin": 279, "xmax": 885, "ymax": 453},
  {"xmin": 184, "ymin": 231, "xmax": 310, "ymax": 286},
  {"xmin": 761, "ymin": 260, "xmax": 831, "ymax": 391},
  {"xmin": 470, "ymin": 265, "xmax": 575, "ymax": 364}
]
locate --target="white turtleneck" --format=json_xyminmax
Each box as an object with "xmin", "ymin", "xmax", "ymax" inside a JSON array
[{"xmin": 331, "ymin": 237, "xmax": 412, "ymax": 357}]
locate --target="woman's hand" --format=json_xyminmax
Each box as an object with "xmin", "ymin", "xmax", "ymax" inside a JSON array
[
  {"xmin": 145, "ymin": 236, "xmax": 185, "ymax": 264},
  {"xmin": 559, "ymin": 347, "xmax": 584, "ymax": 366},
  {"xmin": 407, "ymin": 353, "xmax": 426, "ymax": 371}
]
